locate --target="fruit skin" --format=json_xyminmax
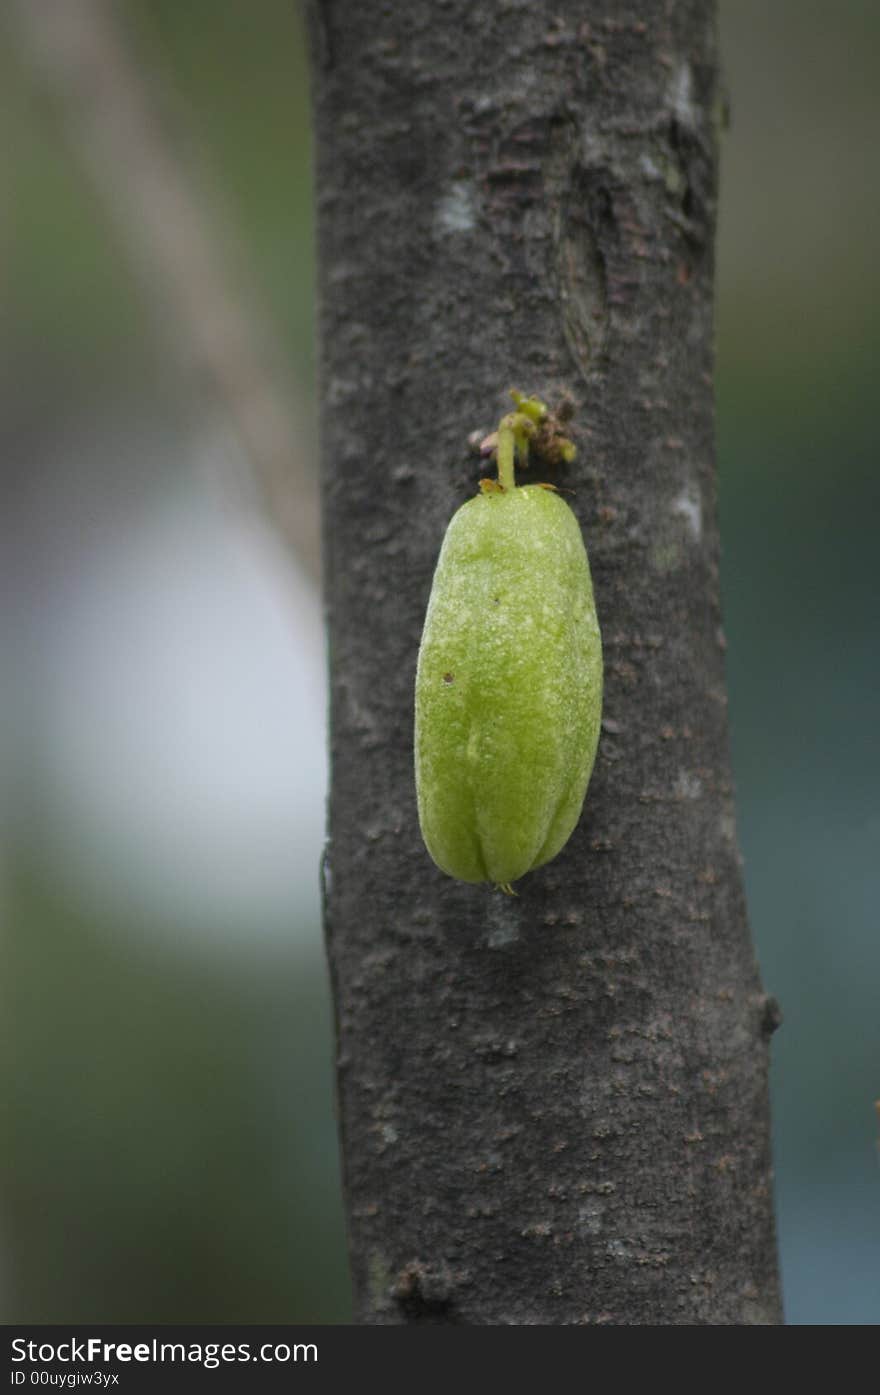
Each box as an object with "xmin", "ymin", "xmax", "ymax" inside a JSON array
[{"xmin": 414, "ymin": 484, "xmax": 602, "ymax": 886}]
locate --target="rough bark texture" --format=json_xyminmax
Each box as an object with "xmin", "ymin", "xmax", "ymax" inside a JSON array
[{"xmin": 307, "ymin": 0, "xmax": 782, "ymax": 1324}]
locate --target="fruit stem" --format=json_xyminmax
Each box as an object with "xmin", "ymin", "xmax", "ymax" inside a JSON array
[
  {"xmin": 488, "ymin": 390, "xmax": 575, "ymax": 492},
  {"xmin": 495, "ymin": 417, "xmax": 519, "ymax": 493}
]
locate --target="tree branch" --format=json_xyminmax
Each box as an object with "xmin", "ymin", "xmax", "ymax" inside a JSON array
[
  {"xmin": 308, "ymin": 0, "xmax": 781, "ymax": 1323},
  {"xmin": 9, "ymin": 0, "xmax": 319, "ymax": 582}
]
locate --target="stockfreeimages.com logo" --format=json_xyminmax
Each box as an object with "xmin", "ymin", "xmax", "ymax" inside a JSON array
[{"xmin": 10, "ymin": 1337, "xmax": 317, "ymax": 1374}]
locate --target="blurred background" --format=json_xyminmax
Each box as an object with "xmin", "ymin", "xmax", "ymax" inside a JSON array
[{"xmin": 2, "ymin": 0, "xmax": 877, "ymax": 1325}]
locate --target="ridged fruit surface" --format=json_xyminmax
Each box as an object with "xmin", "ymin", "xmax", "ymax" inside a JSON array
[{"xmin": 415, "ymin": 485, "xmax": 602, "ymax": 886}]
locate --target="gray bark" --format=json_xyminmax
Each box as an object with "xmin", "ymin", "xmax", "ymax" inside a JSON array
[{"xmin": 307, "ymin": 0, "xmax": 782, "ymax": 1324}]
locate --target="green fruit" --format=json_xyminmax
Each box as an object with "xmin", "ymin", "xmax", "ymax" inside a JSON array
[{"xmin": 414, "ymin": 466, "xmax": 602, "ymax": 888}]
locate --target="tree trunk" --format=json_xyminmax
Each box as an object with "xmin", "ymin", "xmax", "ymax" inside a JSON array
[{"xmin": 306, "ymin": 0, "xmax": 782, "ymax": 1324}]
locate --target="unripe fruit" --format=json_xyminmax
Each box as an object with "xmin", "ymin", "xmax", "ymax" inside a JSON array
[{"xmin": 414, "ymin": 398, "xmax": 602, "ymax": 889}]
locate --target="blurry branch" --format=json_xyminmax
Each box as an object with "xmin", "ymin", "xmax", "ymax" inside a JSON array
[{"xmin": 8, "ymin": 0, "xmax": 320, "ymax": 584}]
